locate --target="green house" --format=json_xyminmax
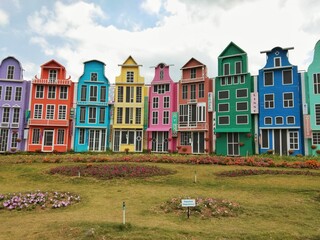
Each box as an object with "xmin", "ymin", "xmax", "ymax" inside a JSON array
[{"xmin": 214, "ymin": 42, "xmax": 255, "ymax": 156}]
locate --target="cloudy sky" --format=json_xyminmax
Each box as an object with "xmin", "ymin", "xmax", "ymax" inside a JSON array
[{"xmin": 0, "ymin": 0, "xmax": 319, "ymax": 83}]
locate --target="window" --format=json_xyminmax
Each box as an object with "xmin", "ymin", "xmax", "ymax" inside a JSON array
[
  {"xmin": 88, "ymin": 107, "xmax": 96, "ymax": 123},
  {"xmin": 100, "ymin": 86, "xmax": 106, "ymax": 102},
  {"xmin": 57, "ymin": 129, "xmax": 65, "ymax": 144},
  {"xmin": 91, "ymin": 73, "xmax": 97, "ymax": 81},
  {"xmin": 15, "ymin": 87, "xmax": 22, "ymax": 101},
  {"xmin": 48, "ymin": 86, "xmax": 56, "ymax": 99},
  {"xmin": 236, "ymin": 102, "xmax": 248, "ymax": 111},
  {"xmin": 7, "ymin": 66, "xmax": 14, "ymax": 79},
  {"xmin": 160, "ymin": 70, "xmax": 164, "ymax": 80},
  {"xmin": 191, "ymin": 68, "xmax": 196, "ymax": 78},
  {"xmin": 32, "ymin": 129, "xmax": 40, "ymax": 144},
  {"xmin": 261, "ymin": 129, "xmax": 269, "ymax": 148},
  {"xmin": 99, "ymin": 108, "xmax": 105, "ymax": 124},
  {"xmin": 315, "ymin": 104, "xmax": 320, "ymax": 125},
  {"xmin": 80, "ymin": 107, "xmax": 86, "ymax": 123},
  {"xmin": 79, "ymin": 129, "xmax": 85, "ymax": 144},
  {"xmin": 164, "ymin": 96, "xmax": 170, "ymax": 108},
  {"xmin": 12, "ymin": 108, "xmax": 20, "ymax": 123},
  {"xmin": 283, "ymin": 70, "xmax": 292, "ymax": 84},
  {"xmin": 126, "ymin": 86, "xmax": 134, "ymax": 103},
  {"xmin": 234, "ymin": 76, "xmax": 239, "ymax": 84},
  {"xmin": 223, "ymin": 63, "xmax": 230, "ymax": 75},
  {"xmin": 58, "ymin": 105, "xmax": 67, "ymax": 119},
  {"xmin": 313, "ymin": 73, "xmax": 320, "ymax": 94},
  {"xmin": 218, "ymin": 116, "xmax": 229, "ymax": 125},
  {"xmin": 153, "ymin": 85, "xmax": 158, "ymax": 93},
  {"xmin": 157, "ymin": 84, "xmax": 168, "ymax": 94},
  {"xmin": 117, "ymin": 107, "xmax": 123, "ymax": 124},
  {"xmin": 118, "ymin": 86, "xmax": 123, "ymax": 102},
  {"xmin": 191, "ymin": 84, "xmax": 196, "ymax": 99},
  {"xmin": 197, "ymin": 104, "xmax": 206, "ymax": 122},
  {"xmin": 125, "ymin": 107, "xmax": 133, "ymax": 124},
  {"xmin": 264, "ymin": 72, "xmax": 273, "ymax": 86},
  {"xmin": 275, "ymin": 116, "xmax": 283, "ymax": 124},
  {"xmin": 218, "ymin": 103, "xmax": 229, "ymax": 112},
  {"xmin": 46, "ymin": 105, "xmax": 55, "ymax": 119},
  {"xmin": 163, "ymin": 111, "xmax": 169, "ymax": 124},
  {"xmin": 0, "ymin": 86, "xmax": 2, "ymax": 99},
  {"xmin": 240, "ymin": 75, "xmax": 245, "ymax": 84},
  {"xmin": 180, "ymin": 132, "xmax": 191, "ymax": 145},
  {"xmin": 227, "ymin": 76, "xmax": 232, "ymax": 85},
  {"xmin": 221, "ymin": 77, "xmax": 226, "ymax": 86},
  {"xmin": 287, "ymin": 116, "xmax": 295, "ymax": 124},
  {"xmin": 49, "ymin": 70, "xmax": 57, "ymax": 82},
  {"xmin": 136, "ymin": 108, "xmax": 141, "ymax": 124},
  {"xmin": 35, "ymin": 86, "xmax": 44, "ymax": 99},
  {"xmin": 236, "ymin": 89, "xmax": 247, "ymax": 98},
  {"xmin": 126, "ymin": 71, "xmax": 134, "ymax": 82},
  {"xmin": 5, "ymin": 86, "xmax": 12, "ymax": 100},
  {"xmin": 179, "ymin": 105, "xmax": 188, "ymax": 124},
  {"xmin": 90, "ymin": 86, "xmax": 97, "ymax": 101},
  {"xmin": 153, "ymin": 97, "xmax": 159, "ymax": 108},
  {"xmin": 237, "ymin": 115, "xmax": 248, "ymax": 124},
  {"xmin": 283, "ymin": 93, "xmax": 293, "ymax": 108},
  {"xmin": 34, "ymin": 105, "xmax": 43, "ymax": 119},
  {"xmin": 152, "ymin": 111, "xmax": 158, "ymax": 124},
  {"xmin": 289, "ymin": 131, "xmax": 299, "ymax": 150},
  {"xmin": 11, "ymin": 132, "xmax": 18, "ymax": 148},
  {"xmin": 2, "ymin": 108, "xmax": 10, "ymax": 122},
  {"xmin": 274, "ymin": 57, "xmax": 281, "ymax": 67},
  {"xmin": 218, "ymin": 90, "xmax": 229, "ymax": 100},
  {"xmin": 80, "ymin": 85, "xmax": 87, "ymax": 101},
  {"xmin": 182, "ymin": 85, "xmax": 188, "ymax": 99},
  {"xmin": 264, "ymin": 117, "xmax": 272, "ymax": 125},
  {"xmin": 264, "ymin": 94, "xmax": 274, "ymax": 108},
  {"xmin": 235, "ymin": 61, "xmax": 242, "ymax": 74},
  {"xmin": 136, "ymin": 87, "xmax": 142, "ymax": 102},
  {"xmin": 60, "ymin": 86, "xmax": 68, "ymax": 99},
  {"xmin": 312, "ymin": 132, "xmax": 320, "ymax": 144},
  {"xmin": 199, "ymin": 83, "xmax": 204, "ymax": 98}
]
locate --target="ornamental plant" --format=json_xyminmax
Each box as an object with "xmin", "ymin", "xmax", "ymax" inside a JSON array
[{"xmin": 216, "ymin": 169, "xmax": 320, "ymax": 177}]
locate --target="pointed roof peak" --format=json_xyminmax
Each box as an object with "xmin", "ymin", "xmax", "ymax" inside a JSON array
[{"xmin": 219, "ymin": 42, "xmax": 246, "ymax": 57}]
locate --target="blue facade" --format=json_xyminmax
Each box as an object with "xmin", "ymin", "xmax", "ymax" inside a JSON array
[
  {"xmin": 74, "ymin": 60, "xmax": 110, "ymax": 152},
  {"xmin": 258, "ymin": 47, "xmax": 304, "ymax": 156}
]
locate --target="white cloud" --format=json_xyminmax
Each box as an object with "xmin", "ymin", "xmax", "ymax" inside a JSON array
[
  {"xmin": 0, "ymin": 9, "xmax": 9, "ymax": 26},
  {"xmin": 141, "ymin": 0, "xmax": 163, "ymax": 15}
]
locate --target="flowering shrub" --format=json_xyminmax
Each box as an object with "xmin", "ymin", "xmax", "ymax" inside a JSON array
[
  {"xmin": 0, "ymin": 190, "xmax": 80, "ymax": 211},
  {"xmin": 216, "ymin": 169, "xmax": 320, "ymax": 177},
  {"xmin": 48, "ymin": 164, "xmax": 175, "ymax": 179},
  {"xmin": 160, "ymin": 197, "xmax": 241, "ymax": 218}
]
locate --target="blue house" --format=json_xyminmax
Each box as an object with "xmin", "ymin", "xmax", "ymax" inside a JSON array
[
  {"xmin": 74, "ymin": 60, "xmax": 110, "ymax": 152},
  {"xmin": 258, "ymin": 47, "xmax": 304, "ymax": 156}
]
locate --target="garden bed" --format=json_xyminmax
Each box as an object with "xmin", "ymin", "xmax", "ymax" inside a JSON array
[{"xmin": 216, "ymin": 169, "xmax": 320, "ymax": 177}]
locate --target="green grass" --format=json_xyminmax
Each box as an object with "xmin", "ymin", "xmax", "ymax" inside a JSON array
[{"xmin": 0, "ymin": 156, "xmax": 320, "ymax": 239}]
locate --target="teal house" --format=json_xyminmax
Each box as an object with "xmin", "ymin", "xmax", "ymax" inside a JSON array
[{"xmin": 74, "ymin": 60, "xmax": 110, "ymax": 152}]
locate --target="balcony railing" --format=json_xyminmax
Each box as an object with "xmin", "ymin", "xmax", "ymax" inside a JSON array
[
  {"xmin": 29, "ymin": 119, "xmax": 69, "ymax": 126},
  {"xmin": 181, "ymin": 77, "xmax": 205, "ymax": 83},
  {"xmin": 178, "ymin": 122, "xmax": 208, "ymax": 130},
  {"xmin": 32, "ymin": 78, "xmax": 72, "ymax": 85}
]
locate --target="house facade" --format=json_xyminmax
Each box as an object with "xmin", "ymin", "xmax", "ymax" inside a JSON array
[
  {"xmin": 177, "ymin": 58, "xmax": 213, "ymax": 154},
  {"xmin": 215, "ymin": 42, "xmax": 255, "ymax": 156},
  {"xmin": 27, "ymin": 60, "xmax": 74, "ymax": 152},
  {"xmin": 112, "ymin": 56, "xmax": 147, "ymax": 152},
  {"xmin": 74, "ymin": 60, "xmax": 110, "ymax": 152},
  {"xmin": 0, "ymin": 56, "xmax": 30, "ymax": 152},
  {"xmin": 258, "ymin": 47, "xmax": 304, "ymax": 156},
  {"xmin": 147, "ymin": 63, "xmax": 178, "ymax": 153}
]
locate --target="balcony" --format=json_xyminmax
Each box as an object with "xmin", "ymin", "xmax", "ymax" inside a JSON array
[
  {"xmin": 181, "ymin": 77, "xmax": 205, "ymax": 83},
  {"xmin": 32, "ymin": 78, "xmax": 72, "ymax": 85},
  {"xmin": 178, "ymin": 122, "xmax": 208, "ymax": 130},
  {"xmin": 29, "ymin": 119, "xmax": 69, "ymax": 126}
]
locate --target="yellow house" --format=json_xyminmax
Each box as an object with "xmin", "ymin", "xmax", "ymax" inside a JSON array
[{"xmin": 112, "ymin": 56, "xmax": 147, "ymax": 152}]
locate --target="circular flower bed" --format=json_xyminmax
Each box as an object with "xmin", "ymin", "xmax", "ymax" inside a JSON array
[
  {"xmin": 216, "ymin": 169, "xmax": 320, "ymax": 177},
  {"xmin": 0, "ymin": 190, "xmax": 80, "ymax": 211},
  {"xmin": 48, "ymin": 164, "xmax": 175, "ymax": 179},
  {"xmin": 159, "ymin": 197, "xmax": 241, "ymax": 219}
]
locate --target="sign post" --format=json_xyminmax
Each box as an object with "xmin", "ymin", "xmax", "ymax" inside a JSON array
[
  {"xmin": 181, "ymin": 199, "xmax": 196, "ymax": 219},
  {"xmin": 122, "ymin": 201, "xmax": 126, "ymax": 225}
]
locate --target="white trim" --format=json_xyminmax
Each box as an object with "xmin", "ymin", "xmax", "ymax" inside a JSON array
[
  {"xmin": 264, "ymin": 116, "xmax": 272, "ymax": 125},
  {"xmin": 33, "ymin": 104, "xmax": 43, "ymax": 119},
  {"xmin": 236, "ymin": 101, "xmax": 248, "ymax": 112},
  {"xmin": 236, "ymin": 88, "xmax": 248, "ymax": 99},
  {"xmin": 218, "ymin": 103, "xmax": 229, "ymax": 112},
  {"xmin": 236, "ymin": 114, "xmax": 248, "ymax": 125},
  {"xmin": 275, "ymin": 116, "xmax": 284, "ymax": 125},
  {"xmin": 58, "ymin": 104, "xmax": 67, "ymax": 120},
  {"xmin": 218, "ymin": 90, "xmax": 229, "ymax": 100},
  {"xmin": 218, "ymin": 115, "xmax": 230, "ymax": 125},
  {"xmin": 235, "ymin": 61, "xmax": 242, "ymax": 74},
  {"xmin": 264, "ymin": 71, "xmax": 274, "ymax": 87},
  {"xmin": 59, "ymin": 85, "xmax": 69, "ymax": 100},
  {"xmin": 46, "ymin": 104, "xmax": 55, "ymax": 119},
  {"xmin": 274, "ymin": 57, "xmax": 281, "ymax": 67},
  {"xmin": 47, "ymin": 85, "xmax": 56, "ymax": 99},
  {"xmin": 282, "ymin": 69, "xmax": 293, "ymax": 85},
  {"xmin": 42, "ymin": 130, "xmax": 55, "ymax": 152},
  {"xmin": 223, "ymin": 63, "xmax": 230, "ymax": 76},
  {"xmin": 264, "ymin": 93, "xmax": 275, "ymax": 109},
  {"xmin": 286, "ymin": 116, "xmax": 295, "ymax": 125},
  {"xmin": 283, "ymin": 92, "xmax": 294, "ymax": 108}
]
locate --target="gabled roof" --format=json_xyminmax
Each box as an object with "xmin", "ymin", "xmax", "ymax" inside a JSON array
[
  {"xmin": 181, "ymin": 57, "xmax": 205, "ymax": 70},
  {"xmin": 41, "ymin": 59, "xmax": 65, "ymax": 69},
  {"xmin": 260, "ymin": 46, "xmax": 294, "ymax": 54},
  {"xmin": 218, "ymin": 42, "xmax": 246, "ymax": 58},
  {"xmin": 119, "ymin": 55, "xmax": 142, "ymax": 67}
]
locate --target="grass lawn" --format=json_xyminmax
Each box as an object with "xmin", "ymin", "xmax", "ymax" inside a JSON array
[{"xmin": 0, "ymin": 154, "xmax": 319, "ymax": 239}]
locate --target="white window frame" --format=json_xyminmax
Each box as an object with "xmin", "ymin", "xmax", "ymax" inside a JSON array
[
  {"xmin": 48, "ymin": 86, "xmax": 56, "ymax": 99},
  {"xmin": 274, "ymin": 57, "xmax": 281, "ymax": 67},
  {"xmin": 163, "ymin": 111, "xmax": 169, "ymax": 125},
  {"xmin": 117, "ymin": 107, "xmax": 123, "ymax": 124},
  {"xmin": 5, "ymin": 86, "xmax": 12, "ymax": 100},
  {"xmin": 264, "ymin": 71, "xmax": 274, "ymax": 86},
  {"xmin": 236, "ymin": 88, "xmax": 248, "ymax": 99},
  {"xmin": 59, "ymin": 86, "xmax": 68, "ymax": 99},
  {"xmin": 90, "ymin": 72, "xmax": 98, "ymax": 81},
  {"xmin": 89, "ymin": 86, "xmax": 98, "ymax": 101},
  {"xmin": 35, "ymin": 85, "xmax": 44, "ymax": 99},
  {"xmin": 79, "ymin": 107, "xmax": 86, "ymax": 123},
  {"xmin": 49, "ymin": 69, "xmax": 57, "ymax": 82},
  {"xmin": 34, "ymin": 104, "xmax": 43, "ymax": 119},
  {"xmin": 190, "ymin": 68, "xmax": 196, "ymax": 78},
  {"xmin": 197, "ymin": 103, "xmax": 206, "ymax": 122},
  {"xmin": 236, "ymin": 115, "xmax": 248, "ymax": 125},
  {"xmin": 182, "ymin": 85, "xmax": 188, "ymax": 99},
  {"xmin": 223, "ymin": 63, "xmax": 230, "ymax": 75},
  {"xmin": 264, "ymin": 94, "xmax": 275, "ymax": 109},
  {"xmin": 2, "ymin": 107, "xmax": 10, "ymax": 123},
  {"xmin": 218, "ymin": 90, "xmax": 229, "ymax": 100},
  {"xmin": 283, "ymin": 92, "xmax": 294, "ymax": 108},
  {"xmin": 58, "ymin": 105, "xmax": 67, "ymax": 120},
  {"xmin": 218, "ymin": 103, "xmax": 229, "ymax": 112},
  {"xmin": 235, "ymin": 61, "xmax": 242, "ymax": 74},
  {"xmin": 264, "ymin": 117, "xmax": 272, "ymax": 125},
  {"xmin": 287, "ymin": 116, "xmax": 295, "ymax": 125},
  {"xmin": 32, "ymin": 129, "xmax": 41, "ymax": 144},
  {"xmin": 313, "ymin": 73, "xmax": 320, "ymax": 94},
  {"xmin": 136, "ymin": 86, "xmax": 142, "ymax": 103},
  {"xmin": 289, "ymin": 131, "xmax": 299, "ymax": 150},
  {"xmin": 152, "ymin": 111, "xmax": 158, "ymax": 125},
  {"xmin": 236, "ymin": 101, "xmax": 248, "ymax": 112},
  {"xmin": 261, "ymin": 129, "xmax": 269, "ymax": 149},
  {"xmin": 118, "ymin": 86, "xmax": 124, "ymax": 102},
  {"xmin": 15, "ymin": 87, "xmax": 22, "ymax": 101},
  {"xmin": 275, "ymin": 116, "xmax": 283, "ymax": 125},
  {"xmin": 283, "ymin": 69, "xmax": 293, "ymax": 85},
  {"xmin": 12, "ymin": 108, "xmax": 20, "ymax": 124},
  {"xmin": 135, "ymin": 108, "xmax": 141, "ymax": 124},
  {"xmin": 11, "ymin": 132, "xmax": 18, "ymax": 148},
  {"xmin": 218, "ymin": 116, "xmax": 230, "ymax": 125},
  {"xmin": 79, "ymin": 129, "xmax": 85, "ymax": 144},
  {"xmin": 99, "ymin": 107, "xmax": 105, "ymax": 124},
  {"xmin": 312, "ymin": 132, "xmax": 320, "ymax": 145},
  {"xmin": 7, "ymin": 65, "xmax": 14, "ymax": 79},
  {"xmin": 88, "ymin": 107, "xmax": 96, "ymax": 123},
  {"xmin": 164, "ymin": 96, "xmax": 170, "ymax": 108},
  {"xmin": 126, "ymin": 71, "xmax": 134, "ymax": 83},
  {"xmin": 57, "ymin": 129, "xmax": 65, "ymax": 145},
  {"xmin": 46, "ymin": 104, "xmax": 55, "ymax": 119},
  {"xmin": 315, "ymin": 104, "xmax": 320, "ymax": 125},
  {"xmin": 153, "ymin": 97, "xmax": 159, "ymax": 109}
]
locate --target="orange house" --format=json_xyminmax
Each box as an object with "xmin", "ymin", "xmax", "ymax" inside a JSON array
[{"xmin": 27, "ymin": 60, "xmax": 74, "ymax": 152}]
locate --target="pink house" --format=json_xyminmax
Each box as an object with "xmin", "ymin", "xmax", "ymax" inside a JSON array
[{"xmin": 147, "ymin": 63, "xmax": 177, "ymax": 152}]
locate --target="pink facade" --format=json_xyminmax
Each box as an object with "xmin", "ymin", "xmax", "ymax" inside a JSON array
[{"xmin": 147, "ymin": 63, "xmax": 177, "ymax": 152}]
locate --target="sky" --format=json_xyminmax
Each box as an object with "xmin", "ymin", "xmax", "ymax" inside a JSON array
[{"xmin": 0, "ymin": 0, "xmax": 320, "ymax": 83}]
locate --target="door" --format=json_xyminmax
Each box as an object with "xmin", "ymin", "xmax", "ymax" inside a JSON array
[
  {"xmin": 227, "ymin": 132, "xmax": 239, "ymax": 156},
  {"xmin": 89, "ymin": 129, "xmax": 106, "ymax": 151},
  {"xmin": 151, "ymin": 131, "xmax": 169, "ymax": 152},
  {"xmin": 273, "ymin": 129, "xmax": 288, "ymax": 156},
  {"xmin": 0, "ymin": 129, "xmax": 9, "ymax": 152},
  {"xmin": 135, "ymin": 130, "xmax": 143, "ymax": 152},
  {"xmin": 192, "ymin": 132, "xmax": 205, "ymax": 154},
  {"xmin": 42, "ymin": 130, "xmax": 54, "ymax": 152},
  {"xmin": 114, "ymin": 130, "xmax": 120, "ymax": 152}
]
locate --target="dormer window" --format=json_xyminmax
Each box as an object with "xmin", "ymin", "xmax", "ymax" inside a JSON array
[
  {"xmin": 49, "ymin": 70, "xmax": 57, "ymax": 83},
  {"xmin": 7, "ymin": 66, "xmax": 14, "ymax": 79},
  {"xmin": 274, "ymin": 57, "xmax": 281, "ymax": 67},
  {"xmin": 91, "ymin": 73, "xmax": 97, "ymax": 81},
  {"xmin": 127, "ymin": 71, "xmax": 134, "ymax": 82},
  {"xmin": 190, "ymin": 68, "xmax": 196, "ymax": 79}
]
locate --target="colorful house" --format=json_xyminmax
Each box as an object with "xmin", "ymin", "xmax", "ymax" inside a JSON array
[
  {"xmin": 258, "ymin": 47, "xmax": 304, "ymax": 156},
  {"xmin": 177, "ymin": 58, "xmax": 213, "ymax": 154},
  {"xmin": 147, "ymin": 63, "xmax": 178, "ymax": 153},
  {"xmin": 27, "ymin": 60, "xmax": 74, "ymax": 152},
  {"xmin": 215, "ymin": 42, "xmax": 255, "ymax": 156},
  {"xmin": 112, "ymin": 56, "xmax": 147, "ymax": 152},
  {"xmin": 74, "ymin": 60, "xmax": 110, "ymax": 152},
  {"xmin": 0, "ymin": 56, "xmax": 30, "ymax": 152}
]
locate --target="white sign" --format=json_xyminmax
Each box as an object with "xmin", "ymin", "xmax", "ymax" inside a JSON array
[
  {"xmin": 208, "ymin": 92, "xmax": 213, "ymax": 112},
  {"xmin": 181, "ymin": 199, "xmax": 196, "ymax": 207},
  {"xmin": 251, "ymin": 92, "xmax": 259, "ymax": 114}
]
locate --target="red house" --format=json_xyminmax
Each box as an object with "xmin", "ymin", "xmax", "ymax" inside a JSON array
[{"xmin": 27, "ymin": 60, "xmax": 74, "ymax": 152}]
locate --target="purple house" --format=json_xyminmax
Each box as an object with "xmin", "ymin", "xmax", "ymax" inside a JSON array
[
  {"xmin": 147, "ymin": 63, "xmax": 178, "ymax": 152},
  {"xmin": 0, "ymin": 56, "xmax": 30, "ymax": 152}
]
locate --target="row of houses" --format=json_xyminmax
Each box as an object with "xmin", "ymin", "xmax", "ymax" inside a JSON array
[{"xmin": 1, "ymin": 41, "xmax": 320, "ymax": 156}]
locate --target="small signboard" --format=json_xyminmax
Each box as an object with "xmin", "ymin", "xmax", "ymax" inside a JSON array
[{"xmin": 181, "ymin": 199, "xmax": 196, "ymax": 207}]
